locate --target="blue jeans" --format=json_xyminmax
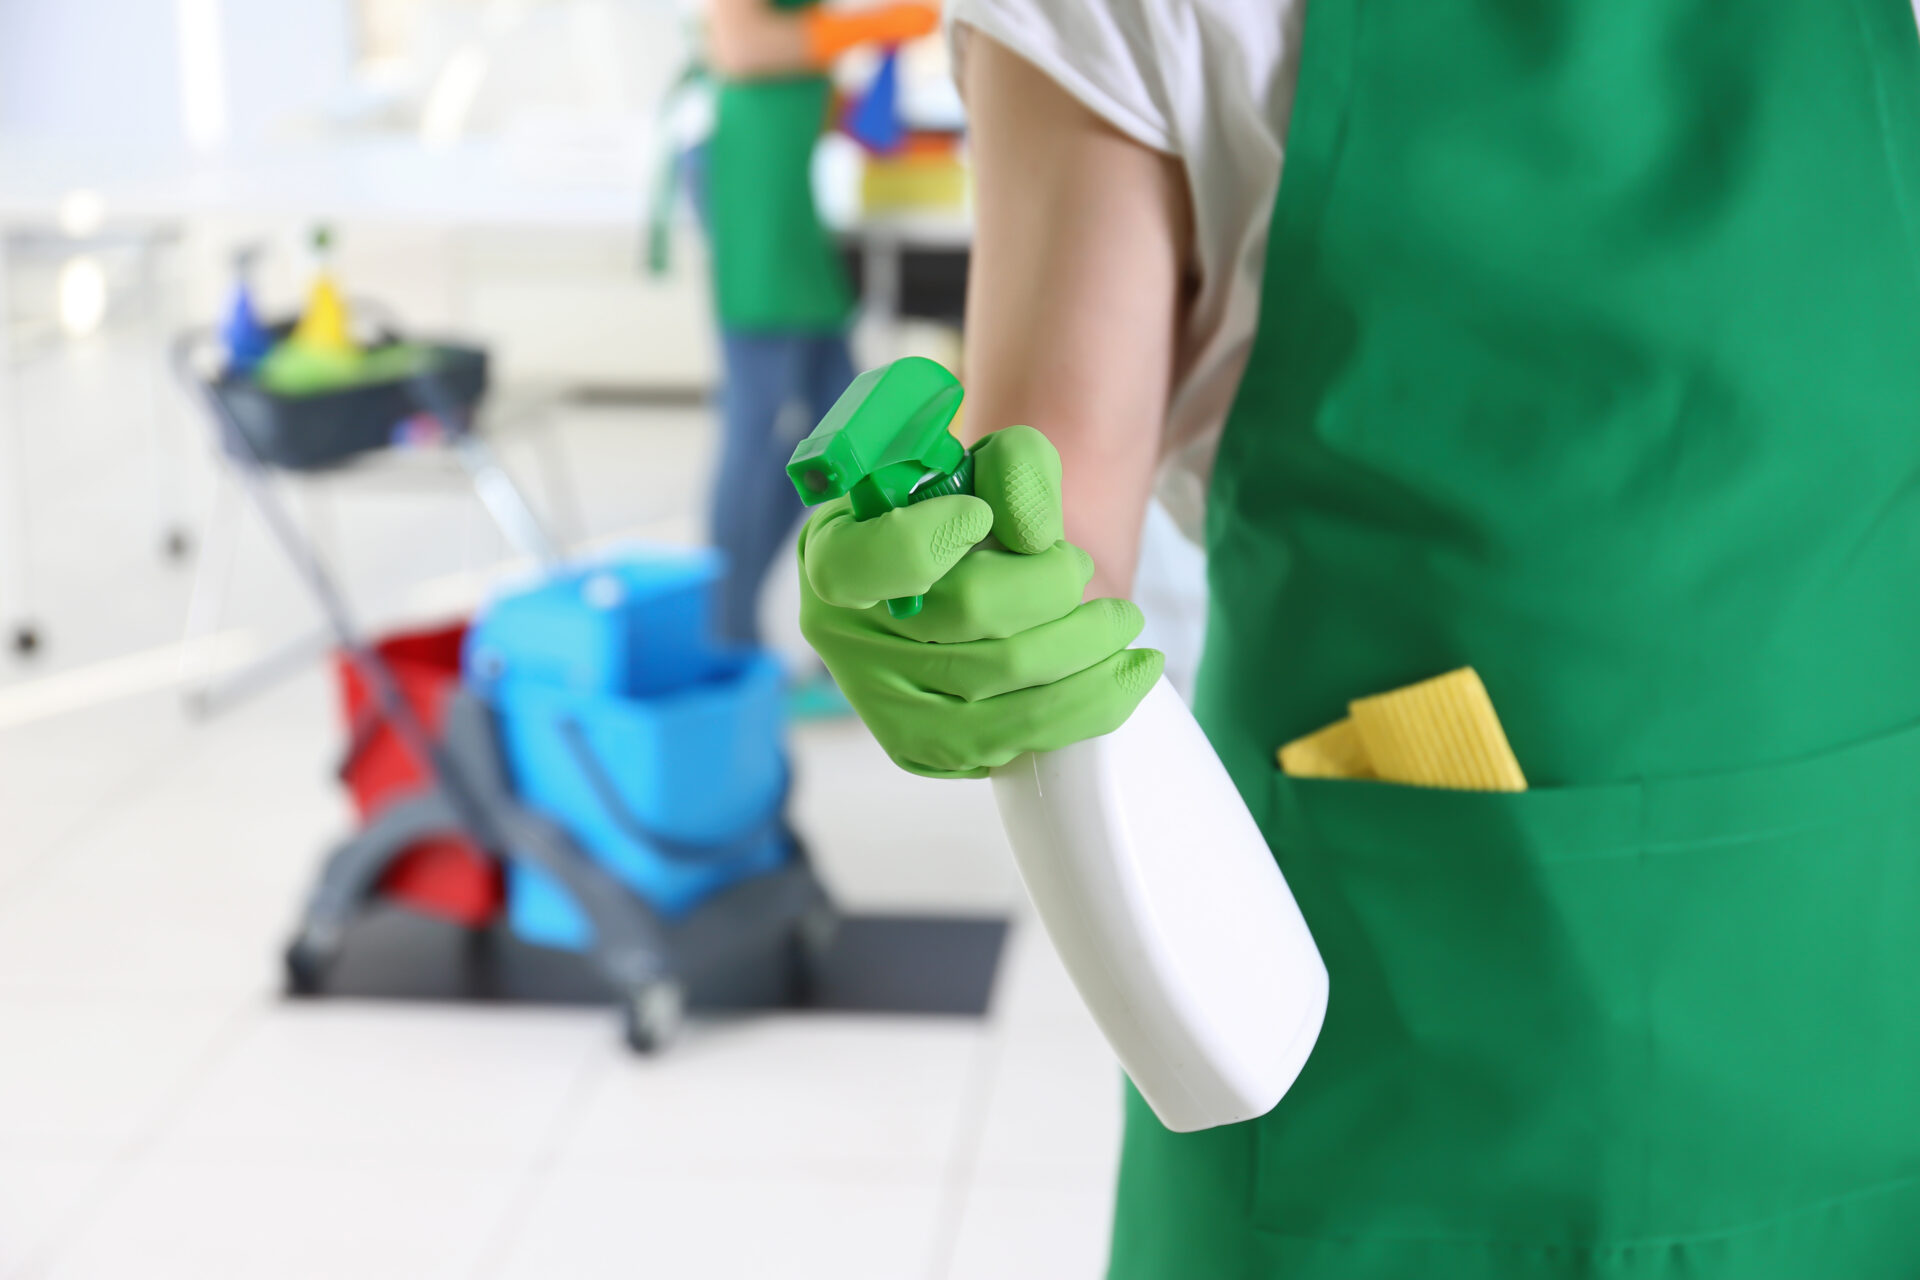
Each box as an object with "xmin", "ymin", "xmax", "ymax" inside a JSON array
[
  {"xmin": 709, "ymin": 330, "xmax": 856, "ymax": 643},
  {"xmin": 681, "ymin": 143, "xmax": 857, "ymax": 643}
]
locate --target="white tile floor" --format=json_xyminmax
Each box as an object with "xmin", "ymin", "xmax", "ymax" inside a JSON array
[{"xmin": 0, "ymin": 328, "xmax": 1122, "ymax": 1278}]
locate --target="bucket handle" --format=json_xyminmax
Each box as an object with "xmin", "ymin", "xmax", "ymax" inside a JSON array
[{"xmin": 557, "ymin": 717, "xmax": 790, "ymax": 865}]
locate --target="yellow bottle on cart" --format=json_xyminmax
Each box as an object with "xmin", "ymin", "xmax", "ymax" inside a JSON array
[{"xmin": 290, "ymin": 226, "xmax": 357, "ymax": 357}]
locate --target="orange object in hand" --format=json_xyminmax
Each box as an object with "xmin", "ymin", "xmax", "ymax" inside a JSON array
[{"xmin": 803, "ymin": 2, "xmax": 940, "ymax": 66}]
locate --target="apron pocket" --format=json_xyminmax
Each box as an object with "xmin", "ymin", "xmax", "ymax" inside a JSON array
[{"xmin": 1252, "ymin": 724, "xmax": 1920, "ymax": 1254}]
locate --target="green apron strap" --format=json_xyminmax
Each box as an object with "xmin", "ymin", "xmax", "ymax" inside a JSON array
[{"xmin": 643, "ymin": 59, "xmax": 712, "ymax": 277}]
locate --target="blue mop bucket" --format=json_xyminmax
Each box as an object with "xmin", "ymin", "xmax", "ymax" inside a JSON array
[
  {"xmin": 464, "ymin": 550, "xmax": 792, "ymax": 949},
  {"xmin": 486, "ymin": 653, "xmax": 792, "ymax": 948},
  {"xmin": 464, "ymin": 548, "xmax": 728, "ymax": 699}
]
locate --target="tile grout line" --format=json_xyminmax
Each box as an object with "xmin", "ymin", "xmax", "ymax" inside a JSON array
[
  {"xmin": 465, "ymin": 1033, "xmax": 617, "ymax": 1279},
  {"xmin": 6, "ymin": 993, "xmax": 266, "ymax": 1280},
  {"xmin": 0, "ymin": 721, "xmax": 199, "ymax": 921},
  {"xmin": 0, "ymin": 659, "xmax": 333, "ymax": 923},
  {"xmin": 922, "ymin": 1008, "xmax": 1014, "ymax": 1280}
]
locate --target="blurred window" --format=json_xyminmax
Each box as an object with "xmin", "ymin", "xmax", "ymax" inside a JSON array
[{"xmin": 356, "ymin": 0, "xmax": 489, "ymax": 69}]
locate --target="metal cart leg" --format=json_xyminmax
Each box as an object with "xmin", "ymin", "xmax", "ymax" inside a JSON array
[
  {"xmin": 438, "ymin": 691, "xmax": 680, "ymax": 1048},
  {"xmin": 177, "ymin": 468, "xmax": 332, "ymax": 716},
  {"xmin": 178, "ymin": 467, "xmax": 239, "ymax": 706},
  {"xmin": 527, "ymin": 403, "xmax": 585, "ymax": 549},
  {"xmin": 298, "ymin": 477, "xmax": 340, "ymax": 576},
  {"xmin": 490, "ymin": 804, "xmax": 688, "ymax": 1051},
  {"xmin": 0, "ymin": 232, "xmax": 41, "ymax": 656},
  {"xmin": 452, "ymin": 435, "xmax": 562, "ymax": 569},
  {"xmin": 137, "ymin": 229, "xmax": 193, "ymax": 562},
  {"xmin": 476, "ymin": 390, "xmax": 583, "ymax": 550}
]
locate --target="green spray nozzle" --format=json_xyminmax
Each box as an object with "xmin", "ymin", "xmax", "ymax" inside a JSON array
[{"xmin": 787, "ymin": 356, "xmax": 975, "ymax": 618}]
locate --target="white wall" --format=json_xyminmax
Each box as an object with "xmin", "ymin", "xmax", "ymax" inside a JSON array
[
  {"xmin": 0, "ymin": 0, "xmax": 352, "ymax": 146},
  {"xmin": 0, "ymin": 0, "xmax": 184, "ymax": 141},
  {"xmin": 217, "ymin": 0, "xmax": 355, "ymax": 145}
]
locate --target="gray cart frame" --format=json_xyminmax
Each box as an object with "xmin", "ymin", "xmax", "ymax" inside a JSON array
[{"xmin": 172, "ymin": 328, "xmax": 835, "ymax": 1051}]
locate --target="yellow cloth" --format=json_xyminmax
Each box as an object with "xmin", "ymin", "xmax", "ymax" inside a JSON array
[
  {"xmin": 1277, "ymin": 716, "xmax": 1376, "ymax": 781},
  {"xmin": 1277, "ymin": 667, "xmax": 1527, "ymax": 791},
  {"xmin": 861, "ymin": 155, "xmax": 968, "ymax": 214}
]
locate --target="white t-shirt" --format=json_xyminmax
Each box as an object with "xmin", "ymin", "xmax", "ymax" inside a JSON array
[{"xmin": 949, "ymin": 0, "xmax": 1305, "ymax": 532}]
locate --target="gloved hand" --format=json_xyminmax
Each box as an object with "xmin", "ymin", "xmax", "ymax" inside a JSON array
[
  {"xmin": 798, "ymin": 424, "xmax": 1165, "ymax": 778},
  {"xmin": 802, "ymin": 2, "xmax": 940, "ymax": 66}
]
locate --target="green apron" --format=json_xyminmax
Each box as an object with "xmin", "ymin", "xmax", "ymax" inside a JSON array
[
  {"xmin": 706, "ymin": 0, "xmax": 854, "ymax": 333},
  {"xmin": 1111, "ymin": 0, "xmax": 1920, "ymax": 1276}
]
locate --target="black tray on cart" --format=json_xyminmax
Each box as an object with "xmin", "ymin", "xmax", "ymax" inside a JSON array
[{"xmin": 210, "ymin": 339, "xmax": 488, "ymax": 472}]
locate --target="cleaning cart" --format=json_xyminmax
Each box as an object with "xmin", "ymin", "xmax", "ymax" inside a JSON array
[{"xmin": 172, "ymin": 318, "xmax": 835, "ymax": 1052}]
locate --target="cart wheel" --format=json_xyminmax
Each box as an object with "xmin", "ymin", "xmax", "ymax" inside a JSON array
[
  {"xmin": 622, "ymin": 981, "xmax": 684, "ymax": 1054},
  {"xmin": 284, "ymin": 937, "xmax": 333, "ymax": 997},
  {"xmin": 11, "ymin": 624, "xmax": 39, "ymax": 656}
]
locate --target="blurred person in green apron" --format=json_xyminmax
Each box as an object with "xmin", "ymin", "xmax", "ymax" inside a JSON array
[
  {"xmin": 693, "ymin": 0, "xmax": 936, "ymax": 644},
  {"xmin": 793, "ymin": 0, "xmax": 1920, "ymax": 1274}
]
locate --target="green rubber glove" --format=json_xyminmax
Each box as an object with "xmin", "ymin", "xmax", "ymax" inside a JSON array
[{"xmin": 798, "ymin": 424, "xmax": 1166, "ymax": 779}]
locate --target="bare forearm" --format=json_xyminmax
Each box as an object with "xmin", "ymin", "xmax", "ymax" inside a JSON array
[
  {"xmin": 707, "ymin": 0, "xmax": 813, "ymax": 77},
  {"xmin": 958, "ymin": 32, "xmax": 1193, "ymax": 597}
]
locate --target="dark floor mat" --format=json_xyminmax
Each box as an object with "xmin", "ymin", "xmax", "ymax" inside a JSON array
[{"xmin": 312, "ymin": 904, "xmax": 1009, "ymax": 1018}]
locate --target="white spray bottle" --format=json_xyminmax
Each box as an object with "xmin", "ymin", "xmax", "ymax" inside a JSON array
[{"xmin": 788, "ymin": 358, "xmax": 1327, "ymax": 1132}]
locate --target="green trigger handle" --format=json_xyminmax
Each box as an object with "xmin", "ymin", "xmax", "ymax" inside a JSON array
[{"xmin": 785, "ymin": 357, "xmax": 975, "ymax": 618}]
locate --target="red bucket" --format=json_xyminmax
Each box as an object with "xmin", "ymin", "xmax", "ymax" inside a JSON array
[{"xmin": 335, "ymin": 623, "xmax": 503, "ymax": 926}]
